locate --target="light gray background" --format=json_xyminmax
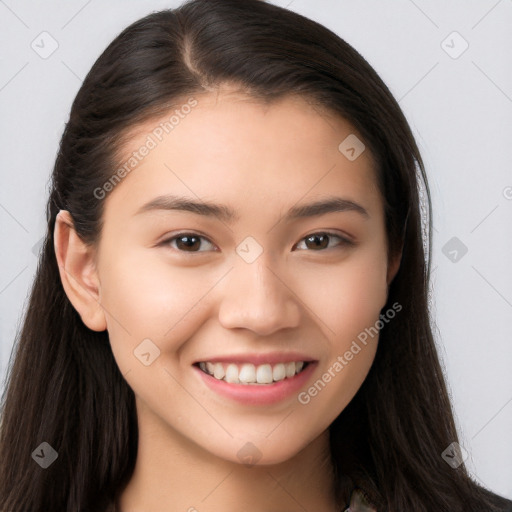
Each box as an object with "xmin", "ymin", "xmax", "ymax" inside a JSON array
[{"xmin": 1, "ymin": 0, "xmax": 511, "ymax": 499}]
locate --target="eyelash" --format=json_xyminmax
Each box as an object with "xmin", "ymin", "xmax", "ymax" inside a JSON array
[{"xmin": 159, "ymin": 231, "xmax": 354, "ymax": 254}]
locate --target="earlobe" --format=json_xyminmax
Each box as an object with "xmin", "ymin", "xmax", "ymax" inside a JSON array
[{"xmin": 54, "ymin": 210, "xmax": 107, "ymax": 332}]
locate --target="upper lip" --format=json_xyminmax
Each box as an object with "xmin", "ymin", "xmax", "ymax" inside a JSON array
[{"xmin": 194, "ymin": 352, "xmax": 317, "ymax": 366}]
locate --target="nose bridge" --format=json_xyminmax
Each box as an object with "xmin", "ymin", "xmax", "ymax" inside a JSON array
[{"xmin": 218, "ymin": 249, "xmax": 301, "ymax": 335}]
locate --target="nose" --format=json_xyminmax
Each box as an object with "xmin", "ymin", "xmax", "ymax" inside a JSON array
[{"xmin": 218, "ymin": 255, "xmax": 301, "ymax": 336}]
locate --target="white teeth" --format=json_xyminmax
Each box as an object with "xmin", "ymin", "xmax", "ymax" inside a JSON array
[
  {"xmin": 272, "ymin": 363, "xmax": 286, "ymax": 381},
  {"xmin": 256, "ymin": 364, "xmax": 273, "ymax": 384},
  {"xmin": 198, "ymin": 360, "xmax": 307, "ymax": 384},
  {"xmin": 225, "ymin": 364, "xmax": 240, "ymax": 384},
  {"xmin": 213, "ymin": 363, "xmax": 225, "ymax": 380},
  {"xmin": 239, "ymin": 363, "xmax": 256, "ymax": 384},
  {"xmin": 285, "ymin": 362, "xmax": 296, "ymax": 378}
]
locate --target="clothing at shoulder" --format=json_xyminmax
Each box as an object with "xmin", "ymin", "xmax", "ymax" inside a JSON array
[{"xmin": 344, "ymin": 488, "xmax": 377, "ymax": 512}]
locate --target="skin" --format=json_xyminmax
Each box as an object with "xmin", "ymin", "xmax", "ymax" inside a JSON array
[{"xmin": 54, "ymin": 86, "xmax": 401, "ymax": 512}]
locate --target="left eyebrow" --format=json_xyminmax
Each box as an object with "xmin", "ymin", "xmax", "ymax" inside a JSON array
[
  {"xmin": 286, "ymin": 196, "xmax": 370, "ymax": 220},
  {"xmin": 134, "ymin": 194, "xmax": 370, "ymax": 222}
]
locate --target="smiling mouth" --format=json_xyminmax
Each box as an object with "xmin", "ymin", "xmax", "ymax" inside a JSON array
[{"xmin": 194, "ymin": 361, "xmax": 310, "ymax": 385}]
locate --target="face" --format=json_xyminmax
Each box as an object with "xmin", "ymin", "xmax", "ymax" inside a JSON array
[{"xmin": 62, "ymin": 88, "xmax": 399, "ymax": 466}]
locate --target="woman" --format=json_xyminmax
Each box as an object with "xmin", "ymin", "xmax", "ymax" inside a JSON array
[{"xmin": 0, "ymin": 0, "xmax": 510, "ymax": 510}]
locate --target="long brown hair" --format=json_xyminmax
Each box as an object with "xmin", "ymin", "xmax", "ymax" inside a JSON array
[{"xmin": 1, "ymin": 1, "xmax": 510, "ymax": 510}]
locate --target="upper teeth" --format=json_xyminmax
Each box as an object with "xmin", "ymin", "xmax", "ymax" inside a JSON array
[{"xmin": 198, "ymin": 361, "xmax": 305, "ymax": 384}]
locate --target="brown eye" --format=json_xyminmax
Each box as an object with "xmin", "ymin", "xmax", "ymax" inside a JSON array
[
  {"xmin": 294, "ymin": 232, "xmax": 353, "ymax": 251},
  {"xmin": 175, "ymin": 234, "xmax": 201, "ymax": 251},
  {"xmin": 304, "ymin": 234, "xmax": 329, "ymax": 250},
  {"xmin": 161, "ymin": 233, "xmax": 216, "ymax": 253}
]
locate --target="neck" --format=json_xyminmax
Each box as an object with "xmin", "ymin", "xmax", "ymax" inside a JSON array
[{"xmin": 116, "ymin": 400, "xmax": 339, "ymax": 512}]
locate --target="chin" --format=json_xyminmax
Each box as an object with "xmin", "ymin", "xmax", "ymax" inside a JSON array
[{"xmin": 208, "ymin": 435, "xmax": 316, "ymax": 467}]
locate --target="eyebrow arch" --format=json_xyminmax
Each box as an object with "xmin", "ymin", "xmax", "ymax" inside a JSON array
[{"xmin": 134, "ymin": 194, "xmax": 370, "ymax": 222}]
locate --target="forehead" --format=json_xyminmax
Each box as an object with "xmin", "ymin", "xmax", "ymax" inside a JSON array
[{"xmin": 104, "ymin": 90, "xmax": 382, "ymax": 221}]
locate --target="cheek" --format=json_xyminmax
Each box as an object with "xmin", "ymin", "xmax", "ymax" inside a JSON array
[
  {"xmin": 98, "ymin": 248, "xmax": 216, "ymax": 367},
  {"xmin": 298, "ymin": 245, "xmax": 389, "ymax": 340},
  {"xmin": 294, "ymin": 251, "xmax": 387, "ymax": 430}
]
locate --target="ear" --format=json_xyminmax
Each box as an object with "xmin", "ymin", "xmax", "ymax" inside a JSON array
[
  {"xmin": 386, "ymin": 244, "xmax": 403, "ymax": 286},
  {"xmin": 54, "ymin": 210, "xmax": 107, "ymax": 332}
]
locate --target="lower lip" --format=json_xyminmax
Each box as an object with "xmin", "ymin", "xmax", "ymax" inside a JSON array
[{"xmin": 193, "ymin": 362, "xmax": 317, "ymax": 406}]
